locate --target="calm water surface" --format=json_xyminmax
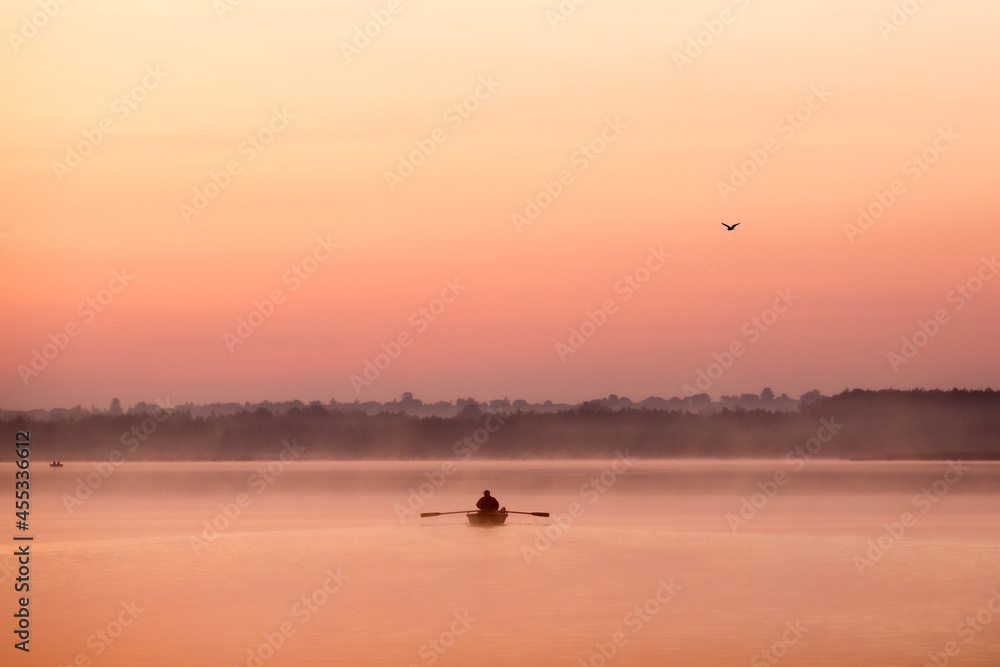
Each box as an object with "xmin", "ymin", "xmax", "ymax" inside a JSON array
[{"xmin": 20, "ymin": 460, "xmax": 1000, "ymax": 665}]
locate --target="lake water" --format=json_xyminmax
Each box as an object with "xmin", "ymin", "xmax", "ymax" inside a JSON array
[{"xmin": 18, "ymin": 459, "xmax": 1000, "ymax": 666}]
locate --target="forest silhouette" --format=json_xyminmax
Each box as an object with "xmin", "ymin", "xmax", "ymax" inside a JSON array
[{"xmin": 3, "ymin": 389, "xmax": 997, "ymax": 461}]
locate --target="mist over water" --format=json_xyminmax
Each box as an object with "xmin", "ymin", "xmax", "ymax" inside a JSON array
[{"xmin": 25, "ymin": 459, "xmax": 1000, "ymax": 665}]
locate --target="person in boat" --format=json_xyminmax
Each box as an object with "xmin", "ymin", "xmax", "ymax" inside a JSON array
[{"xmin": 476, "ymin": 490, "xmax": 500, "ymax": 513}]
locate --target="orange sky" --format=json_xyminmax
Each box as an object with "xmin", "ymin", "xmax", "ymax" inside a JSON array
[{"xmin": 2, "ymin": 0, "xmax": 998, "ymax": 410}]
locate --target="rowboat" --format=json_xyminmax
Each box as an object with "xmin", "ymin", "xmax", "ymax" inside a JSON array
[
  {"xmin": 466, "ymin": 511, "xmax": 507, "ymax": 526},
  {"xmin": 420, "ymin": 509, "xmax": 547, "ymax": 523},
  {"xmin": 50, "ymin": 461, "xmax": 63, "ymax": 467}
]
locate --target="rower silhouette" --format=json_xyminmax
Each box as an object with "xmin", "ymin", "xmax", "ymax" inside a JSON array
[{"xmin": 476, "ymin": 490, "xmax": 500, "ymax": 512}]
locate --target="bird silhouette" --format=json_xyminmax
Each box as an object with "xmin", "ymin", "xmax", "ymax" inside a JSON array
[{"xmin": 722, "ymin": 222, "xmax": 740, "ymax": 231}]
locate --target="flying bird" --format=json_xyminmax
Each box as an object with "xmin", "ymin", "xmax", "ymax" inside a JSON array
[{"xmin": 722, "ymin": 222, "xmax": 740, "ymax": 231}]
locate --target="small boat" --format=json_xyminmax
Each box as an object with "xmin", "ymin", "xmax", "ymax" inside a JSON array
[
  {"xmin": 466, "ymin": 510, "xmax": 507, "ymax": 526},
  {"xmin": 50, "ymin": 461, "xmax": 63, "ymax": 467},
  {"xmin": 420, "ymin": 509, "xmax": 546, "ymax": 523}
]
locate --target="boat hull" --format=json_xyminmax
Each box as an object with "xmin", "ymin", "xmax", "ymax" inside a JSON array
[{"xmin": 466, "ymin": 511, "xmax": 507, "ymax": 525}]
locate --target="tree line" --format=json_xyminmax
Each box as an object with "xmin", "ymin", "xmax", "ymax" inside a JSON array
[{"xmin": 3, "ymin": 389, "xmax": 997, "ymax": 461}]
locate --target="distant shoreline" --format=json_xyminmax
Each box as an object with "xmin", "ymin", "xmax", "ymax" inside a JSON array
[
  {"xmin": 6, "ymin": 389, "xmax": 999, "ymax": 462},
  {"xmin": 26, "ymin": 454, "xmax": 1000, "ymax": 463}
]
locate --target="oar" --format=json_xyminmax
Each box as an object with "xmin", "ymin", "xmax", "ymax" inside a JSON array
[{"xmin": 420, "ymin": 510, "xmax": 549, "ymax": 517}]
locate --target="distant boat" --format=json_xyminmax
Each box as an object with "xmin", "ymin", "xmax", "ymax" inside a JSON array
[
  {"xmin": 50, "ymin": 461, "xmax": 63, "ymax": 467},
  {"xmin": 466, "ymin": 510, "xmax": 507, "ymax": 526},
  {"xmin": 420, "ymin": 508, "xmax": 548, "ymax": 525}
]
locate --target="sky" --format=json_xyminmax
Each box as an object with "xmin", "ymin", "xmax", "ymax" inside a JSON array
[{"xmin": 1, "ymin": 0, "xmax": 998, "ymax": 410}]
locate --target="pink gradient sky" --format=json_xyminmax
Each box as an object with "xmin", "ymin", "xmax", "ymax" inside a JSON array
[{"xmin": 1, "ymin": 0, "xmax": 998, "ymax": 410}]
